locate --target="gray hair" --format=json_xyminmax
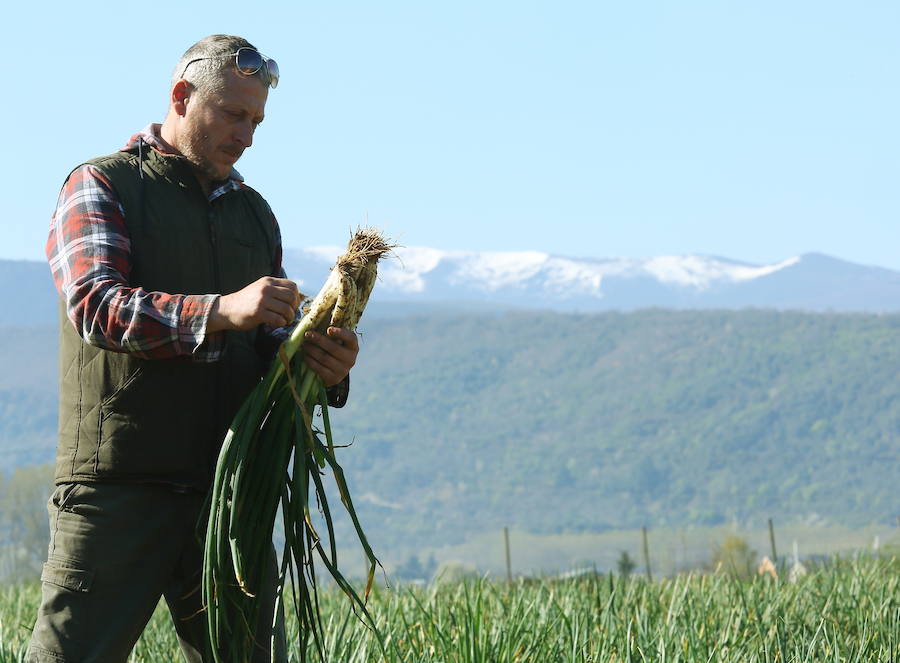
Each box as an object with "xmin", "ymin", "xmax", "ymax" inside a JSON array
[{"xmin": 172, "ymin": 34, "xmax": 266, "ymax": 96}]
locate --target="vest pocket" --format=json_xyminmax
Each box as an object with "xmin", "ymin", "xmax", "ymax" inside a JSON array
[
  {"xmin": 215, "ymin": 193, "xmax": 274, "ymax": 293},
  {"xmin": 100, "ymin": 366, "xmax": 144, "ymax": 406},
  {"xmin": 96, "ymin": 360, "xmax": 216, "ymax": 484},
  {"xmin": 217, "ymin": 232, "xmax": 268, "ymax": 294},
  {"xmin": 95, "ymin": 365, "xmax": 144, "ymax": 474}
]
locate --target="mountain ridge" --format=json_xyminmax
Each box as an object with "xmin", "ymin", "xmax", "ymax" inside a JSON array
[
  {"xmin": 4, "ymin": 249, "xmax": 900, "ymax": 330},
  {"xmin": 282, "ymin": 248, "xmax": 900, "ymax": 313}
]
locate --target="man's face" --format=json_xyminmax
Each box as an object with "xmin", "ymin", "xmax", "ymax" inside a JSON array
[{"xmin": 178, "ymin": 69, "xmax": 268, "ymax": 184}]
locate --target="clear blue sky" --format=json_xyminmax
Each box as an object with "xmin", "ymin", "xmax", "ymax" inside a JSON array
[{"xmin": 4, "ymin": 1, "xmax": 898, "ymax": 269}]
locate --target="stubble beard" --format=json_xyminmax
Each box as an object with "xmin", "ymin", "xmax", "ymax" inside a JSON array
[{"xmin": 180, "ymin": 125, "xmax": 228, "ymax": 185}]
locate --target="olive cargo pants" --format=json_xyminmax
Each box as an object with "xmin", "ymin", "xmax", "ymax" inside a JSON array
[{"xmin": 26, "ymin": 482, "xmax": 286, "ymax": 663}]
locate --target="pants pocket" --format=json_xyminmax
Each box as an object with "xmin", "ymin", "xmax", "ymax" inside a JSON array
[
  {"xmin": 47, "ymin": 483, "xmax": 81, "ymax": 513},
  {"xmin": 28, "ymin": 556, "xmax": 94, "ymax": 659},
  {"xmin": 41, "ymin": 557, "xmax": 94, "ymax": 593},
  {"xmin": 46, "ymin": 483, "xmax": 85, "ymax": 560}
]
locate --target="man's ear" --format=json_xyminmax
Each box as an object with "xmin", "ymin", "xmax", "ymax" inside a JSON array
[{"xmin": 171, "ymin": 80, "xmax": 191, "ymax": 117}]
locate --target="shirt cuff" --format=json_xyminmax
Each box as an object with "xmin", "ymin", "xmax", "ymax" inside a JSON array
[{"xmin": 181, "ymin": 293, "xmax": 225, "ymax": 361}]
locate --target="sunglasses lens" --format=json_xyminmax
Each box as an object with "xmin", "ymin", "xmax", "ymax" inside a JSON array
[
  {"xmin": 235, "ymin": 47, "xmax": 264, "ymax": 75},
  {"xmin": 264, "ymin": 58, "xmax": 279, "ymax": 88},
  {"xmin": 234, "ymin": 48, "xmax": 278, "ymax": 88}
]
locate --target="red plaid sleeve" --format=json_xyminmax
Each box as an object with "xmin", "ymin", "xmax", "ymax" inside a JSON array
[{"xmin": 46, "ymin": 165, "xmax": 225, "ymax": 361}]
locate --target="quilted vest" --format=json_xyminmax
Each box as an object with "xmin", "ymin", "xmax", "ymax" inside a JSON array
[{"xmin": 54, "ymin": 145, "xmax": 277, "ymax": 490}]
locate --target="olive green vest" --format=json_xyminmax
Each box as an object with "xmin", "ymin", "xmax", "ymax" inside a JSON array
[{"xmin": 55, "ymin": 145, "xmax": 277, "ymax": 490}]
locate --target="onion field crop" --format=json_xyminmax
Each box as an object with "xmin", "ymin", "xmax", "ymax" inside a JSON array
[{"xmin": 0, "ymin": 555, "xmax": 896, "ymax": 662}]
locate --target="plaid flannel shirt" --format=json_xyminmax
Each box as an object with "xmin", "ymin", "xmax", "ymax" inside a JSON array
[{"xmin": 46, "ymin": 124, "xmax": 286, "ymax": 363}]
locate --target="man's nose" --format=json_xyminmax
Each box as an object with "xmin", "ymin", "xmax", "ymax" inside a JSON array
[{"xmin": 235, "ymin": 121, "xmax": 254, "ymax": 148}]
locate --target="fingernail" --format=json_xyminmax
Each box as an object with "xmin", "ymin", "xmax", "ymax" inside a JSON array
[{"xmin": 305, "ymin": 331, "xmax": 314, "ymax": 338}]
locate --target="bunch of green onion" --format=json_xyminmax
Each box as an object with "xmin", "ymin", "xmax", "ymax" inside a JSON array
[{"xmin": 202, "ymin": 229, "xmax": 393, "ymax": 662}]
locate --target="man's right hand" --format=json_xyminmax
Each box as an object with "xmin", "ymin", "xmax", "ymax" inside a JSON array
[{"xmin": 207, "ymin": 277, "xmax": 302, "ymax": 332}]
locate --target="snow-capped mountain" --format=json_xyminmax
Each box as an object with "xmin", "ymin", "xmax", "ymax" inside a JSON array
[
  {"xmin": 5, "ymin": 249, "xmax": 900, "ymax": 328},
  {"xmin": 282, "ymin": 248, "xmax": 900, "ymax": 313}
]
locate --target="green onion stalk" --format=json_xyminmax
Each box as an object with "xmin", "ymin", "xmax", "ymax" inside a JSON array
[{"xmin": 202, "ymin": 229, "xmax": 393, "ymax": 662}]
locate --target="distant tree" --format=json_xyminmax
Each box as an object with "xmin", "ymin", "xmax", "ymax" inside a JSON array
[
  {"xmin": 424, "ymin": 552, "xmax": 438, "ymax": 579},
  {"xmin": 395, "ymin": 553, "xmax": 426, "ymax": 581},
  {"xmin": 432, "ymin": 560, "xmax": 479, "ymax": 585},
  {"xmin": 0, "ymin": 463, "xmax": 54, "ymax": 580},
  {"xmin": 617, "ymin": 551, "xmax": 636, "ymax": 576},
  {"xmin": 711, "ymin": 535, "xmax": 756, "ymax": 578}
]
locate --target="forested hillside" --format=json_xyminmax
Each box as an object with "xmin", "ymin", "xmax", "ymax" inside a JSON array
[
  {"xmin": 326, "ymin": 310, "xmax": 899, "ymax": 549},
  {"xmin": 1, "ymin": 311, "xmax": 897, "ymax": 552},
  {"xmin": 0, "ymin": 328, "xmax": 58, "ymax": 467}
]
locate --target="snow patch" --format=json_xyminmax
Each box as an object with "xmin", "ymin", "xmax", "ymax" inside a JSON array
[
  {"xmin": 294, "ymin": 245, "xmax": 802, "ymax": 297},
  {"xmin": 379, "ymin": 247, "xmax": 447, "ymax": 293},
  {"xmin": 643, "ymin": 255, "xmax": 801, "ymax": 290},
  {"xmin": 451, "ymin": 251, "xmax": 549, "ymax": 290}
]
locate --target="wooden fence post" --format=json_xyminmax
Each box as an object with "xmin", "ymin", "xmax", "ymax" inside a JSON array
[
  {"xmin": 642, "ymin": 526, "xmax": 652, "ymax": 582},
  {"xmin": 768, "ymin": 517, "xmax": 778, "ymax": 565},
  {"xmin": 504, "ymin": 527, "xmax": 512, "ymax": 584}
]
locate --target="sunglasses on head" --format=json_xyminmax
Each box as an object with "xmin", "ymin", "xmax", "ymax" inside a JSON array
[{"xmin": 180, "ymin": 47, "xmax": 279, "ymax": 88}]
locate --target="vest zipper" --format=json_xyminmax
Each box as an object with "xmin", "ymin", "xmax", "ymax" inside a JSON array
[
  {"xmin": 208, "ymin": 205, "xmax": 224, "ymax": 479},
  {"xmin": 208, "ymin": 208, "xmax": 221, "ymax": 288}
]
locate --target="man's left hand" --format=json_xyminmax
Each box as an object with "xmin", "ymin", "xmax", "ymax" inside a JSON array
[{"xmin": 303, "ymin": 327, "xmax": 358, "ymax": 387}]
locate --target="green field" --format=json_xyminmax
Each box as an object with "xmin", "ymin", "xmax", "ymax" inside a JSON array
[{"xmin": 1, "ymin": 555, "xmax": 897, "ymax": 662}]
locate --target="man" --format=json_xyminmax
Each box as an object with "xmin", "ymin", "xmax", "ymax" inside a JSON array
[{"xmin": 27, "ymin": 35, "xmax": 357, "ymax": 662}]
